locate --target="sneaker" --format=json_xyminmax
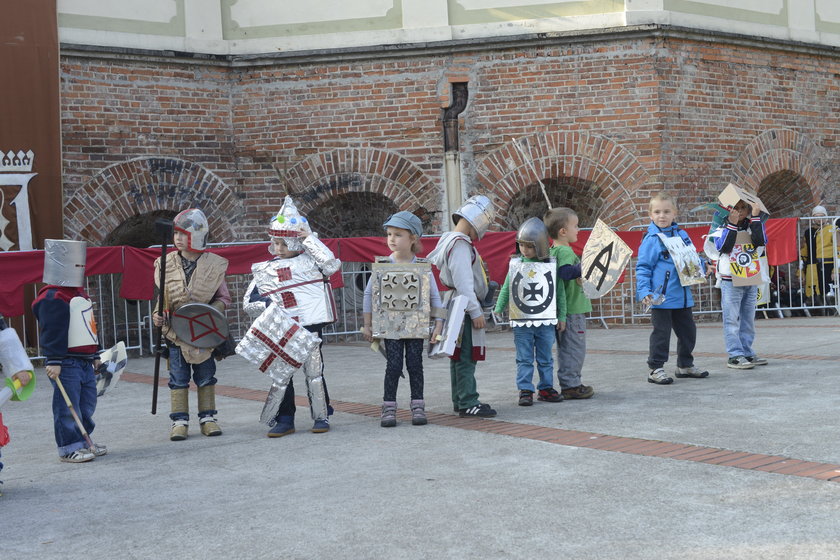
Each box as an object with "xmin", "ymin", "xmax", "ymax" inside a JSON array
[
  {"xmin": 518, "ymin": 390, "xmax": 534, "ymax": 406},
  {"xmin": 60, "ymin": 449, "xmax": 95, "ymax": 463},
  {"xmin": 88, "ymin": 443, "xmax": 108, "ymax": 457},
  {"xmin": 311, "ymin": 418, "xmax": 330, "ymax": 433},
  {"xmin": 648, "ymin": 368, "xmax": 674, "ymax": 385},
  {"xmin": 267, "ymin": 416, "xmax": 295, "ymax": 438},
  {"xmin": 727, "ymin": 356, "xmax": 755, "ymax": 370},
  {"xmin": 459, "ymin": 403, "xmax": 497, "ymax": 418},
  {"xmin": 537, "ymin": 388, "xmax": 564, "ymax": 402},
  {"xmin": 674, "ymin": 365, "xmax": 709, "ymax": 379},
  {"xmin": 561, "ymin": 385, "xmax": 595, "ymax": 399},
  {"xmin": 745, "ymin": 356, "xmax": 768, "ymax": 366}
]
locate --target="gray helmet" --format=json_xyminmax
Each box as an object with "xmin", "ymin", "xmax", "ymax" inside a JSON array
[
  {"xmin": 43, "ymin": 239, "xmax": 87, "ymax": 287},
  {"xmin": 452, "ymin": 195, "xmax": 495, "ymax": 240},
  {"xmin": 515, "ymin": 217, "xmax": 550, "ymax": 260}
]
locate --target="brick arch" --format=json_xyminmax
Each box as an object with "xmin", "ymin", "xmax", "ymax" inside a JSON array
[
  {"xmin": 65, "ymin": 157, "xmax": 241, "ymax": 245},
  {"xmin": 731, "ymin": 129, "xmax": 827, "ymax": 216},
  {"xmin": 283, "ymin": 148, "xmax": 441, "ymax": 234},
  {"xmin": 475, "ymin": 132, "xmax": 651, "ymax": 230}
]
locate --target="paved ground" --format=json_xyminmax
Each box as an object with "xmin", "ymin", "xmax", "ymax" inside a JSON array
[{"xmin": 2, "ymin": 315, "xmax": 839, "ymax": 559}]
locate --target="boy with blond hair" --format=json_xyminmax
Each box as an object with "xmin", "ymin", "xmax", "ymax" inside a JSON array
[
  {"xmin": 543, "ymin": 207, "xmax": 595, "ymax": 400},
  {"xmin": 636, "ymin": 193, "xmax": 708, "ymax": 384}
]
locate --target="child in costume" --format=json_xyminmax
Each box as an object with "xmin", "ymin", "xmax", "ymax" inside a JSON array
[
  {"xmin": 636, "ymin": 193, "xmax": 708, "ymax": 385},
  {"xmin": 543, "ymin": 207, "xmax": 595, "ymax": 400},
  {"xmin": 1, "ymin": 316, "xmax": 36, "ymax": 493},
  {"xmin": 360, "ymin": 211, "xmax": 444, "ymax": 427},
  {"xmin": 32, "ymin": 239, "xmax": 105, "ymax": 463},
  {"xmin": 152, "ymin": 208, "xmax": 231, "ymax": 441},
  {"xmin": 706, "ymin": 198, "xmax": 768, "ymax": 369},
  {"xmin": 495, "ymin": 217, "xmax": 566, "ymax": 406},
  {"xmin": 243, "ymin": 196, "xmax": 341, "ymax": 436},
  {"xmin": 427, "ymin": 195, "xmax": 498, "ymax": 418}
]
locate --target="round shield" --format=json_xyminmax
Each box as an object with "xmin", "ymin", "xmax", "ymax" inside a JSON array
[{"xmin": 170, "ymin": 303, "xmax": 229, "ymax": 348}]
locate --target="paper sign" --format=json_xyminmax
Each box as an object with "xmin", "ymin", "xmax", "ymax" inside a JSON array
[
  {"xmin": 655, "ymin": 233, "xmax": 705, "ymax": 287},
  {"xmin": 718, "ymin": 183, "xmax": 769, "ymax": 214},
  {"xmin": 580, "ymin": 219, "xmax": 632, "ymax": 299},
  {"xmin": 729, "ymin": 231, "xmax": 770, "ymax": 286}
]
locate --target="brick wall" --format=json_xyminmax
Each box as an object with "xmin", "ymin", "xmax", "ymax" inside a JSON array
[{"xmin": 59, "ymin": 28, "xmax": 840, "ymax": 247}]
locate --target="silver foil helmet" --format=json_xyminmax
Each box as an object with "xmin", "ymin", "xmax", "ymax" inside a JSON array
[
  {"xmin": 452, "ymin": 195, "xmax": 495, "ymax": 240},
  {"xmin": 43, "ymin": 239, "xmax": 87, "ymax": 287},
  {"xmin": 173, "ymin": 208, "xmax": 209, "ymax": 252},
  {"xmin": 516, "ymin": 217, "xmax": 550, "ymax": 260},
  {"xmin": 269, "ymin": 196, "xmax": 311, "ymax": 254}
]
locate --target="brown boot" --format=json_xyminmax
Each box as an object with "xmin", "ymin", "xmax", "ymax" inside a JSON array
[
  {"xmin": 197, "ymin": 385, "xmax": 222, "ymax": 436},
  {"xmin": 169, "ymin": 388, "xmax": 189, "ymax": 441}
]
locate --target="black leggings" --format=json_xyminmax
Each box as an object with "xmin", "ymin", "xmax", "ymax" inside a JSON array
[{"xmin": 383, "ymin": 338, "xmax": 424, "ymax": 401}]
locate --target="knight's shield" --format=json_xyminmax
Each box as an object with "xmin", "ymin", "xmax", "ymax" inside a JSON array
[
  {"xmin": 170, "ymin": 303, "xmax": 229, "ymax": 348},
  {"xmin": 508, "ymin": 258, "xmax": 557, "ymax": 326}
]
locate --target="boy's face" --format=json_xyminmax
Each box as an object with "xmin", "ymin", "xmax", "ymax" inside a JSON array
[
  {"xmin": 271, "ymin": 237, "xmax": 300, "ymax": 259},
  {"xmin": 558, "ymin": 215, "xmax": 580, "ymax": 244},
  {"xmin": 518, "ymin": 242, "xmax": 537, "ymax": 259},
  {"xmin": 732, "ymin": 200, "xmax": 750, "ymax": 221},
  {"xmin": 173, "ymin": 230, "xmax": 189, "ymax": 252},
  {"xmin": 650, "ymin": 199, "xmax": 677, "ymax": 228}
]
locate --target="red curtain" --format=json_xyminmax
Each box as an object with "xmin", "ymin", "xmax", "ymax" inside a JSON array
[{"xmin": 0, "ymin": 219, "xmax": 803, "ymax": 316}]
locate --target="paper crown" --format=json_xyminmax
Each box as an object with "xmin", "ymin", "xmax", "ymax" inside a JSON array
[{"xmin": 269, "ymin": 196, "xmax": 311, "ymax": 238}]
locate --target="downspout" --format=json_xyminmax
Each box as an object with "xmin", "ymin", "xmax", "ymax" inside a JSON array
[{"xmin": 442, "ymin": 82, "xmax": 469, "ymax": 230}]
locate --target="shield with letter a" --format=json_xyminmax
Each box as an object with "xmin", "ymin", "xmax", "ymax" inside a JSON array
[{"xmin": 581, "ymin": 219, "xmax": 632, "ymax": 299}]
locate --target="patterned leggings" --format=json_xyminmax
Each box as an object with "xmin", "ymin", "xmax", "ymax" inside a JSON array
[{"xmin": 383, "ymin": 338, "xmax": 424, "ymax": 401}]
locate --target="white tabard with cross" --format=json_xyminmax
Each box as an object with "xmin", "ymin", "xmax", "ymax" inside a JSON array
[{"xmin": 506, "ymin": 257, "xmax": 558, "ymax": 327}]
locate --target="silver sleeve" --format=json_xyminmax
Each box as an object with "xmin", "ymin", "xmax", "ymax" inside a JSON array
[
  {"xmin": 242, "ymin": 278, "xmax": 267, "ymax": 319},
  {"xmin": 302, "ymin": 235, "xmax": 342, "ymax": 277}
]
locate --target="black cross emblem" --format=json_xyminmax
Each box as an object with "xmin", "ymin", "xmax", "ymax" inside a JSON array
[{"xmin": 523, "ymin": 282, "xmax": 543, "ymax": 301}]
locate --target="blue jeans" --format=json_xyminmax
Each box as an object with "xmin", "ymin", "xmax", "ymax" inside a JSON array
[
  {"xmin": 167, "ymin": 346, "xmax": 217, "ymax": 420},
  {"xmin": 720, "ymin": 280, "xmax": 757, "ymax": 358},
  {"xmin": 50, "ymin": 358, "xmax": 97, "ymax": 456},
  {"xmin": 514, "ymin": 324, "xmax": 555, "ymax": 392}
]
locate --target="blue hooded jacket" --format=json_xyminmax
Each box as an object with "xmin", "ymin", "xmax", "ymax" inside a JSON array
[{"xmin": 635, "ymin": 222, "xmax": 699, "ymax": 309}]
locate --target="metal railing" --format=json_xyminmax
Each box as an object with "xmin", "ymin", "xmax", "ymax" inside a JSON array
[{"xmin": 9, "ymin": 217, "xmax": 837, "ymax": 361}]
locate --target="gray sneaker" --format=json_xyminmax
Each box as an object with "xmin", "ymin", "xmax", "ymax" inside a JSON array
[
  {"xmin": 648, "ymin": 368, "xmax": 674, "ymax": 385},
  {"xmin": 88, "ymin": 443, "xmax": 108, "ymax": 457},
  {"xmin": 675, "ymin": 366, "xmax": 709, "ymax": 378},
  {"xmin": 727, "ymin": 356, "xmax": 755, "ymax": 369},
  {"xmin": 746, "ymin": 356, "xmax": 768, "ymax": 366}
]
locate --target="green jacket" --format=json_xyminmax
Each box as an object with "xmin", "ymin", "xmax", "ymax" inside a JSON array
[
  {"xmin": 494, "ymin": 256, "xmax": 566, "ymax": 322},
  {"xmin": 549, "ymin": 245, "xmax": 592, "ymax": 320}
]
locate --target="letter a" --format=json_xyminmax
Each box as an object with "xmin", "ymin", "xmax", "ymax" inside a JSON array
[{"xmin": 585, "ymin": 242, "xmax": 613, "ymax": 291}]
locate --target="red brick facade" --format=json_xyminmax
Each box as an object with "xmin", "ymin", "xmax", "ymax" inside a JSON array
[{"xmin": 60, "ymin": 28, "xmax": 838, "ymax": 244}]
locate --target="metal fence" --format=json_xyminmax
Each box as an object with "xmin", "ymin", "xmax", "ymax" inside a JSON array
[{"xmin": 9, "ymin": 216, "xmax": 837, "ymax": 360}]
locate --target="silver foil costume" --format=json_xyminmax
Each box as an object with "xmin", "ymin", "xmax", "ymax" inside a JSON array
[
  {"xmin": 370, "ymin": 257, "xmax": 432, "ymax": 340},
  {"xmin": 240, "ymin": 233, "xmax": 341, "ymax": 425}
]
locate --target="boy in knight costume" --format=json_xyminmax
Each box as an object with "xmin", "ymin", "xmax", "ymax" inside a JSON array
[
  {"xmin": 427, "ymin": 194, "xmax": 498, "ymax": 418},
  {"xmin": 32, "ymin": 240, "xmax": 104, "ymax": 463},
  {"xmin": 1, "ymin": 316, "xmax": 36, "ymax": 493},
  {"xmin": 241, "ymin": 196, "xmax": 341, "ymax": 436},
  {"xmin": 494, "ymin": 217, "xmax": 566, "ymax": 406},
  {"xmin": 152, "ymin": 209, "xmax": 231, "ymax": 441}
]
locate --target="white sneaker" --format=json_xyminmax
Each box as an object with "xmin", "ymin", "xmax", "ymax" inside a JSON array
[
  {"xmin": 648, "ymin": 368, "xmax": 674, "ymax": 385},
  {"xmin": 60, "ymin": 449, "xmax": 95, "ymax": 463}
]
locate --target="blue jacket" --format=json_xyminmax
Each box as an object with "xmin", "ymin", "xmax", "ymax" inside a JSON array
[{"xmin": 635, "ymin": 222, "xmax": 697, "ymax": 309}]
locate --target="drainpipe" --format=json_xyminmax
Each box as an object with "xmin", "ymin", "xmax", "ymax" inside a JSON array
[{"xmin": 442, "ymin": 82, "xmax": 468, "ymax": 230}]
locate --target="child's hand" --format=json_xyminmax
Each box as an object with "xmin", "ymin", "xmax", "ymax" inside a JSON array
[
  {"xmin": 431, "ymin": 321, "xmax": 443, "ymax": 342},
  {"xmin": 46, "ymin": 365, "xmax": 61, "ymax": 380},
  {"xmin": 152, "ymin": 311, "xmax": 168, "ymax": 327},
  {"xmin": 641, "ymin": 294, "xmax": 653, "ymax": 307},
  {"xmin": 556, "ymin": 321, "xmax": 566, "ymax": 333},
  {"xmin": 360, "ymin": 325, "xmax": 373, "ymax": 342},
  {"xmin": 576, "ymin": 277, "xmax": 583, "ymax": 286},
  {"xmin": 472, "ymin": 315, "xmax": 486, "ymax": 330},
  {"xmin": 12, "ymin": 371, "xmax": 32, "ymax": 387}
]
